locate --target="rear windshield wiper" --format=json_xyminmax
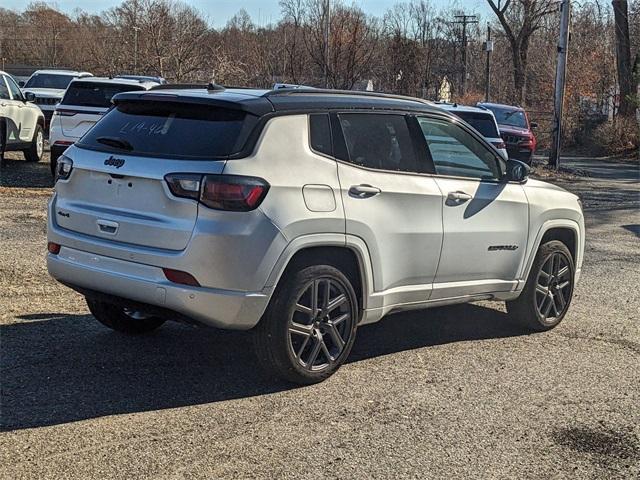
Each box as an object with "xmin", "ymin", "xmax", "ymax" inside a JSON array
[{"xmin": 96, "ymin": 136, "xmax": 134, "ymax": 151}]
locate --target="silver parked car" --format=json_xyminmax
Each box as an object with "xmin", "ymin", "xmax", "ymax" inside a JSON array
[{"xmin": 47, "ymin": 87, "xmax": 584, "ymax": 384}]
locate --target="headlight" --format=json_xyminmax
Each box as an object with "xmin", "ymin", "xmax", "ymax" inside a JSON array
[{"xmin": 55, "ymin": 155, "xmax": 73, "ymax": 182}]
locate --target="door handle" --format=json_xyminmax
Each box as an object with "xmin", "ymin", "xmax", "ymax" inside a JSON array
[
  {"xmin": 96, "ymin": 219, "xmax": 119, "ymax": 235},
  {"xmin": 447, "ymin": 191, "xmax": 473, "ymax": 203},
  {"xmin": 349, "ymin": 184, "xmax": 381, "ymax": 198}
]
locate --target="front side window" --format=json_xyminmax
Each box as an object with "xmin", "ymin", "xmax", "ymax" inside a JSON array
[
  {"xmin": 418, "ymin": 117, "xmax": 502, "ymax": 180},
  {"xmin": 0, "ymin": 77, "xmax": 9, "ymax": 100},
  {"xmin": 338, "ymin": 113, "xmax": 418, "ymax": 173},
  {"xmin": 5, "ymin": 76, "xmax": 24, "ymax": 101}
]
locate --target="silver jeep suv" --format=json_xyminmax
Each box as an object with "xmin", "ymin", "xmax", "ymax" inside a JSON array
[{"xmin": 47, "ymin": 87, "xmax": 584, "ymax": 384}]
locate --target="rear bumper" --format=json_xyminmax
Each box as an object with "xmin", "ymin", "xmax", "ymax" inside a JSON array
[
  {"xmin": 50, "ymin": 143, "xmax": 70, "ymax": 162},
  {"xmin": 47, "ymin": 246, "xmax": 271, "ymax": 330}
]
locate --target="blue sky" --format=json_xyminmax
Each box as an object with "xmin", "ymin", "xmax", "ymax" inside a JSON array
[{"xmin": 4, "ymin": 0, "xmax": 492, "ymax": 27}]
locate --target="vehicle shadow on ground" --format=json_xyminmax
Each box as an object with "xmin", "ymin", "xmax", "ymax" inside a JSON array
[
  {"xmin": 0, "ymin": 157, "xmax": 53, "ymax": 188},
  {"xmin": 1, "ymin": 303, "xmax": 528, "ymax": 431}
]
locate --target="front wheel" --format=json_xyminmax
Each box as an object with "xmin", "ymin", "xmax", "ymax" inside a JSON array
[
  {"xmin": 507, "ymin": 240, "xmax": 575, "ymax": 331},
  {"xmin": 24, "ymin": 124, "xmax": 44, "ymax": 162},
  {"xmin": 86, "ymin": 297, "xmax": 166, "ymax": 334},
  {"xmin": 253, "ymin": 265, "xmax": 359, "ymax": 384}
]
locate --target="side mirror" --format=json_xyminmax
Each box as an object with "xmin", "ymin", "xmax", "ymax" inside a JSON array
[
  {"xmin": 24, "ymin": 92, "xmax": 36, "ymax": 102},
  {"xmin": 18, "ymin": 81, "xmax": 25, "ymax": 87},
  {"xmin": 505, "ymin": 158, "xmax": 530, "ymax": 183},
  {"xmin": 530, "ymin": 121, "xmax": 538, "ymax": 129}
]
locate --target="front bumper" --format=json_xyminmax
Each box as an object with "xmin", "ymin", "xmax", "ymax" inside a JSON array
[
  {"xmin": 47, "ymin": 246, "xmax": 271, "ymax": 330},
  {"xmin": 506, "ymin": 146, "xmax": 534, "ymax": 164}
]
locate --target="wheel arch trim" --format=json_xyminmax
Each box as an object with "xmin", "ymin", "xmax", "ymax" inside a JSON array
[
  {"xmin": 519, "ymin": 219, "xmax": 582, "ymax": 287},
  {"xmin": 263, "ymin": 233, "xmax": 375, "ymax": 311}
]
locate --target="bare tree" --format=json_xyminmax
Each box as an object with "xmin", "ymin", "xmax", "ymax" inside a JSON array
[
  {"xmin": 486, "ymin": 0, "xmax": 557, "ymax": 104},
  {"xmin": 612, "ymin": 1, "xmax": 636, "ymax": 117}
]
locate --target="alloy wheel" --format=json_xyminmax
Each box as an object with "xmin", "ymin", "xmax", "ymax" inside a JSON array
[
  {"xmin": 535, "ymin": 252, "xmax": 572, "ymax": 322},
  {"xmin": 288, "ymin": 277, "xmax": 354, "ymax": 372},
  {"xmin": 36, "ymin": 130, "xmax": 44, "ymax": 158}
]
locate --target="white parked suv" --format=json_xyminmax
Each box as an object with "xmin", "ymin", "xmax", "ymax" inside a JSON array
[
  {"xmin": 49, "ymin": 77, "xmax": 160, "ymax": 175},
  {"xmin": 0, "ymin": 71, "xmax": 45, "ymax": 163},
  {"xmin": 437, "ymin": 102, "xmax": 508, "ymax": 160},
  {"xmin": 20, "ymin": 69, "xmax": 92, "ymax": 129},
  {"xmin": 47, "ymin": 87, "xmax": 584, "ymax": 384}
]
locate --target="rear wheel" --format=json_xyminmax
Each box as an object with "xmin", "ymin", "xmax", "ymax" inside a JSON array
[
  {"xmin": 507, "ymin": 240, "xmax": 574, "ymax": 331},
  {"xmin": 86, "ymin": 297, "xmax": 166, "ymax": 334},
  {"xmin": 254, "ymin": 265, "xmax": 359, "ymax": 384},
  {"xmin": 23, "ymin": 124, "xmax": 44, "ymax": 162}
]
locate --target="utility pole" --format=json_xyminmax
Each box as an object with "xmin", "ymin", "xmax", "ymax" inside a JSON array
[
  {"xmin": 549, "ymin": 0, "xmax": 571, "ymax": 169},
  {"xmin": 324, "ymin": 0, "xmax": 330, "ymax": 88},
  {"xmin": 452, "ymin": 14, "xmax": 478, "ymax": 96},
  {"xmin": 484, "ymin": 24, "xmax": 493, "ymax": 102}
]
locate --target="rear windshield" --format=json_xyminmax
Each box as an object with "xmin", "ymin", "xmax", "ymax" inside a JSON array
[
  {"xmin": 77, "ymin": 101, "xmax": 257, "ymax": 159},
  {"xmin": 452, "ymin": 112, "xmax": 499, "ymax": 138},
  {"xmin": 25, "ymin": 73, "xmax": 76, "ymax": 89},
  {"xmin": 62, "ymin": 82, "xmax": 145, "ymax": 108}
]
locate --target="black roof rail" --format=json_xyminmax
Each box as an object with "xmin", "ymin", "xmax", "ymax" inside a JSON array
[
  {"xmin": 150, "ymin": 83, "xmax": 225, "ymax": 92},
  {"xmin": 263, "ymin": 87, "xmax": 435, "ymax": 106}
]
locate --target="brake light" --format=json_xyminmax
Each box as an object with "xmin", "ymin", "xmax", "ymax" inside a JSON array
[
  {"xmin": 162, "ymin": 268, "xmax": 200, "ymax": 287},
  {"xmin": 201, "ymin": 175, "xmax": 268, "ymax": 211},
  {"xmin": 48, "ymin": 242, "xmax": 61, "ymax": 254},
  {"xmin": 165, "ymin": 174, "xmax": 269, "ymax": 212},
  {"xmin": 55, "ymin": 109, "xmax": 78, "ymax": 117}
]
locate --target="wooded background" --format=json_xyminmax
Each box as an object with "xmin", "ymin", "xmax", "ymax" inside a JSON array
[{"xmin": 1, "ymin": 0, "xmax": 638, "ymax": 153}]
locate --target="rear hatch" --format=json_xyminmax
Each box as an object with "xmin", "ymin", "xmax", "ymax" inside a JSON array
[
  {"xmin": 53, "ymin": 96, "xmax": 260, "ymax": 251},
  {"xmin": 58, "ymin": 81, "xmax": 146, "ymax": 138}
]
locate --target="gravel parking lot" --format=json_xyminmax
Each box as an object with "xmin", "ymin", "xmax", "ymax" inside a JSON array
[{"xmin": 0, "ymin": 151, "xmax": 638, "ymax": 479}]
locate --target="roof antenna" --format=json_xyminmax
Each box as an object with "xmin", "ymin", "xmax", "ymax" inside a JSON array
[{"xmin": 207, "ymin": 82, "xmax": 225, "ymax": 92}]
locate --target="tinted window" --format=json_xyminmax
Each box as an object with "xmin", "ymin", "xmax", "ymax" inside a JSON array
[
  {"xmin": 62, "ymin": 82, "xmax": 144, "ymax": 108},
  {"xmin": 339, "ymin": 113, "xmax": 418, "ymax": 173},
  {"xmin": 5, "ymin": 75, "xmax": 23, "ymax": 100},
  {"xmin": 418, "ymin": 117, "xmax": 501, "ymax": 180},
  {"xmin": 0, "ymin": 77, "xmax": 9, "ymax": 100},
  {"xmin": 78, "ymin": 101, "xmax": 257, "ymax": 159},
  {"xmin": 452, "ymin": 111, "xmax": 499, "ymax": 138},
  {"xmin": 25, "ymin": 73, "xmax": 76, "ymax": 90},
  {"xmin": 483, "ymin": 105, "xmax": 528, "ymax": 128},
  {"xmin": 309, "ymin": 113, "xmax": 332, "ymax": 156}
]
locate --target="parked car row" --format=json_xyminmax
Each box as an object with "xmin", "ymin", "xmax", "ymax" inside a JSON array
[
  {"xmin": 435, "ymin": 101, "xmax": 538, "ymax": 165},
  {"xmin": 0, "ymin": 69, "xmax": 166, "ymax": 165}
]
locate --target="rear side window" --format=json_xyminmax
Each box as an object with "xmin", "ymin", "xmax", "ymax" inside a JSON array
[
  {"xmin": 309, "ymin": 113, "xmax": 332, "ymax": 156},
  {"xmin": 452, "ymin": 112, "xmax": 499, "ymax": 138},
  {"xmin": 62, "ymin": 82, "xmax": 145, "ymax": 108},
  {"xmin": 338, "ymin": 113, "xmax": 418, "ymax": 173},
  {"xmin": 78, "ymin": 101, "xmax": 257, "ymax": 159}
]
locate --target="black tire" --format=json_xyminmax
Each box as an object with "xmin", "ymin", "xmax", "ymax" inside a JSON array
[
  {"xmin": 507, "ymin": 240, "xmax": 575, "ymax": 331},
  {"xmin": 86, "ymin": 297, "xmax": 166, "ymax": 334},
  {"xmin": 0, "ymin": 116, "xmax": 6, "ymax": 164},
  {"xmin": 253, "ymin": 265, "xmax": 359, "ymax": 384},
  {"xmin": 23, "ymin": 124, "xmax": 44, "ymax": 162}
]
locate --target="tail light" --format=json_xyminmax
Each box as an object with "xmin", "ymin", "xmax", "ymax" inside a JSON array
[
  {"xmin": 55, "ymin": 155, "xmax": 73, "ymax": 181},
  {"xmin": 165, "ymin": 174, "xmax": 269, "ymax": 212},
  {"xmin": 492, "ymin": 141, "xmax": 506, "ymax": 150}
]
